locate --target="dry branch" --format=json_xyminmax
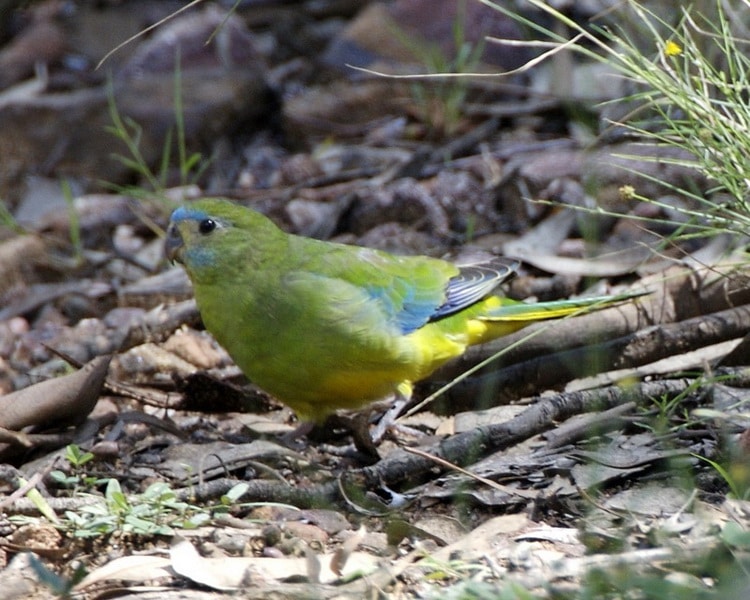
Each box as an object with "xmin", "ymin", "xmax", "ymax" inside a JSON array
[
  {"xmin": 364, "ymin": 378, "xmax": 695, "ymax": 489},
  {"xmin": 439, "ymin": 303, "xmax": 750, "ymax": 405},
  {"xmin": 445, "ymin": 262, "xmax": 750, "ymax": 372}
]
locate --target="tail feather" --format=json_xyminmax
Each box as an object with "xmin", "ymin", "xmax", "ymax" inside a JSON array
[{"xmin": 482, "ymin": 291, "xmax": 646, "ymax": 322}]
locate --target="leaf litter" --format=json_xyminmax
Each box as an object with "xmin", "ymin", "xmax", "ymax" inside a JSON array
[{"xmin": 1, "ymin": 1, "xmax": 750, "ymax": 598}]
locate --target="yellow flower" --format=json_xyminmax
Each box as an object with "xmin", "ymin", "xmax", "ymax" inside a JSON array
[
  {"xmin": 619, "ymin": 185, "xmax": 636, "ymax": 201},
  {"xmin": 664, "ymin": 40, "xmax": 682, "ymax": 57}
]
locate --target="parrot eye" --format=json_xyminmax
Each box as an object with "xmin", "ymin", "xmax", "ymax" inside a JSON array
[{"xmin": 198, "ymin": 218, "xmax": 216, "ymax": 234}]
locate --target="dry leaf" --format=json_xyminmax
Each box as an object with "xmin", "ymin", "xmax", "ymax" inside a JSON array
[
  {"xmin": 0, "ymin": 355, "xmax": 111, "ymax": 431},
  {"xmin": 74, "ymin": 554, "xmax": 173, "ymax": 589}
]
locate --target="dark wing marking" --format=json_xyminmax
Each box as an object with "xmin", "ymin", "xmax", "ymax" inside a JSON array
[{"xmin": 430, "ymin": 259, "xmax": 519, "ymax": 321}]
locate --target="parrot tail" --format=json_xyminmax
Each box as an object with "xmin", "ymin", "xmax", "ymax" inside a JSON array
[{"xmin": 481, "ymin": 291, "xmax": 647, "ymax": 322}]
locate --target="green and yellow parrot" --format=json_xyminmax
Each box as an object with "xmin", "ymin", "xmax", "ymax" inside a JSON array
[{"xmin": 166, "ymin": 198, "xmax": 633, "ymax": 423}]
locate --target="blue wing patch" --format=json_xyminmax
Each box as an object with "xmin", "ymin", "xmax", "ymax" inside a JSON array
[
  {"xmin": 365, "ymin": 283, "xmax": 442, "ymax": 334},
  {"xmin": 367, "ymin": 259, "xmax": 518, "ymax": 334}
]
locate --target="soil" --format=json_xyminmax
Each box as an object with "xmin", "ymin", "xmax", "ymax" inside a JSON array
[{"xmin": 1, "ymin": 1, "xmax": 750, "ymax": 599}]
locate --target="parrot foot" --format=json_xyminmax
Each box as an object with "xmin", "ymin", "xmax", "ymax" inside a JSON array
[
  {"xmin": 286, "ymin": 413, "xmax": 380, "ymax": 463},
  {"xmin": 371, "ymin": 396, "xmax": 410, "ymax": 444},
  {"xmin": 326, "ymin": 413, "xmax": 380, "ymax": 463},
  {"xmin": 277, "ymin": 420, "xmax": 316, "ymax": 449}
]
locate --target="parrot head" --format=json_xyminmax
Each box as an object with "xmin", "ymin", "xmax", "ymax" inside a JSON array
[
  {"xmin": 165, "ymin": 205, "xmax": 220, "ymax": 265},
  {"xmin": 165, "ymin": 198, "xmax": 287, "ymax": 281}
]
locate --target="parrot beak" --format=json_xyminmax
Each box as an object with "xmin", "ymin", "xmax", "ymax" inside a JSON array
[{"xmin": 165, "ymin": 223, "xmax": 184, "ymax": 263}]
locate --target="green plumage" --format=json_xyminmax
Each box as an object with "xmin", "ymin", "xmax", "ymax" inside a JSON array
[{"xmin": 166, "ymin": 198, "xmax": 637, "ymax": 422}]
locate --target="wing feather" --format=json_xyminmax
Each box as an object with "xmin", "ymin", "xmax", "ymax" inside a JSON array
[{"xmin": 430, "ymin": 259, "xmax": 518, "ymax": 321}]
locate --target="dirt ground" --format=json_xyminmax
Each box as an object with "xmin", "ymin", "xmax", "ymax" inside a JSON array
[{"xmin": 1, "ymin": 1, "xmax": 750, "ymax": 598}]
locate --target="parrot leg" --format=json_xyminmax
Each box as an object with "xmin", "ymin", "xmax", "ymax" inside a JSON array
[
  {"xmin": 278, "ymin": 416, "xmax": 380, "ymax": 462},
  {"xmin": 280, "ymin": 420, "xmax": 315, "ymax": 445},
  {"xmin": 282, "ymin": 413, "xmax": 380, "ymax": 462},
  {"xmin": 328, "ymin": 412, "xmax": 380, "ymax": 462},
  {"xmin": 371, "ymin": 382, "xmax": 414, "ymax": 443}
]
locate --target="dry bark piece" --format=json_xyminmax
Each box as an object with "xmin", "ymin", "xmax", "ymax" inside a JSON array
[
  {"xmin": 163, "ymin": 328, "xmax": 227, "ymax": 369},
  {"xmin": 503, "ymin": 208, "xmax": 576, "ymax": 262},
  {"xmin": 112, "ymin": 342, "xmax": 202, "ymax": 385},
  {"xmin": 544, "ymin": 402, "xmax": 637, "ymax": 449},
  {"xmin": 0, "ymin": 354, "xmax": 111, "ymax": 432},
  {"xmin": 120, "ymin": 299, "xmax": 201, "ymax": 351},
  {"xmin": 346, "ymin": 178, "xmax": 451, "ymax": 237}
]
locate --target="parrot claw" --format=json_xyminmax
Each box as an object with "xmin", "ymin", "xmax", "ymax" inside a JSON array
[
  {"xmin": 371, "ymin": 395, "xmax": 410, "ymax": 444},
  {"xmin": 277, "ymin": 421, "xmax": 316, "ymax": 450}
]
